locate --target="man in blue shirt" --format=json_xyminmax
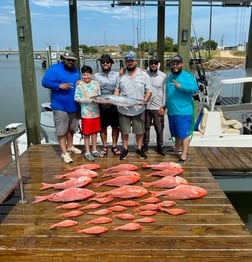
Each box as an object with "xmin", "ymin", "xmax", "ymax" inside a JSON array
[
  {"xmin": 42, "ymin": 51, "xmax": 81, "ymax": 163},
  {"xmin": 166, "ymin": 55, "xmax": 199, "ymax": 164}
]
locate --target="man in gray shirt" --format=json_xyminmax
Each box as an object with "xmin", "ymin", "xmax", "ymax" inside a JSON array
[
  {"xmin": 143, "ymin": 56, "xmax": 167, "ymax": 155},
  {"xmin": 94, "ymin": 54, "xmax": 121, "ymax": 156},
  {"xmin": 114, "ymin": 51, "xmax": 152, "ymax": 160}
]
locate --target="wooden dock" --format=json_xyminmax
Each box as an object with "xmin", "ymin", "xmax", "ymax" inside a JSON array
[{"xmin": 0, "ymin": 144, "xmax": 252, "ymax": 261}]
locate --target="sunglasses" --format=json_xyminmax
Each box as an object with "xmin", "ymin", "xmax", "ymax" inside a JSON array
[
  {"xmin": 149, "ymin": 61, "xmax": 158, "ymax": 65},
  {"xmin": 101, "ymin": 61, "xmax": 111, "ymax": 64},
  {"xmin": 66, "ymin": 59, "xmax": 76, "ymax": 62}
]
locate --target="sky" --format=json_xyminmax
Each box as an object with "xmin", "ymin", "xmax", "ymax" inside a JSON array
[{"xmin": 0, "ymin": 0, "xmax": 251, "ymax": 51}]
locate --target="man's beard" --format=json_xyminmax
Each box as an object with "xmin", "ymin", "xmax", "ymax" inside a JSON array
[
  {"xmin": 171, "ymin": 68, "xmax": 182, "ymax": 75},
  {"xmin": 150, "ymin": 68, "xmax": 157, "ymax": 74},
  {"xmin": 102, "ymin": 68, "xmax": 111, "ymax": 73},
  {"xmin": 127, "ymin": 65, "xmax": 136, "ymax": 72}
]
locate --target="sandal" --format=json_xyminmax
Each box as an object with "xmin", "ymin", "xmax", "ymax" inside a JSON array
[
  {"xmin": 112, "ymin": 146, "xmax": 121, "ymax": 155},
  {"xmin": 101, "ymin": 146, "xmax": 108, "ymax": 155}
]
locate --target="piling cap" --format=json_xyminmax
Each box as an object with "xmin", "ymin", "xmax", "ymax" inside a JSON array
[{"xmin": 60, "ymin": 51, "xmax": 77, "ymax": 60}]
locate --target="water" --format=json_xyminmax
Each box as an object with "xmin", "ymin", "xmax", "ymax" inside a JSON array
[{"xmin": 0, "ymin": 54, "xmax": 49, "ymax": 129}]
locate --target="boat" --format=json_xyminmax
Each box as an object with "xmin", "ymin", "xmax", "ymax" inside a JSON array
[{"xmin": 191, "ymin": 71, "xmax": 252, "ymax": 147}]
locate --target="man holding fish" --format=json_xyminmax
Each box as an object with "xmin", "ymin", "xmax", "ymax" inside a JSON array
[
  {"xmin": 114, "ymin": 51, "xmax": 153, "ymax": 160},
  {"xmin": 94, "ymin": 54, "xmax": 121, "ymax": 156}
]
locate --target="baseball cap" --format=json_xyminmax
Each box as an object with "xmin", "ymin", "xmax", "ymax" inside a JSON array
[
  {"xmin": 98, "ymin": 54, "xmax": 114, "ymax": 64},
  {"xmin": 60, "ymin": 51, "xmax": 77, "ymax": 60},
  {"xmin": 171, "ymin": 55, "xmax": 183, "ymax": 63},
  {"xmin": 149, "ymin": 56, "xmax": 159, "ymax": 62},
  {"xmin": 124, "ymin": 51, "xmax": 137, "ymax": 61}
]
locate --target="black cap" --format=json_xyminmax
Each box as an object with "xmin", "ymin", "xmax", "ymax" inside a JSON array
[
  {"xmin": 149, "ymin": 56, "xmax": 159, "ymax": 62},
  {"xmin": 98, "ymin": 54, "xmax": 114, "ymax": 64},
  {"xmin": 171, "ymin": 55, "xmax": 183, "ymax": 63}
]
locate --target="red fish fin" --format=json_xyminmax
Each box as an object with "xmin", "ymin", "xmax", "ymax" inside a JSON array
[
  {"xmin": 142, "ymin": 162, "xmax": 151, "ymax": 168},
  {"xmin": 54, "ymin": 174, "xmax": 64, "ymax": 179},
  {"xmin": 92, "ymin": 182, "xmax": 102, "ymax": 188},
  {"xmin": 40, "ymin": 183, "xmax": 53, "ymax": 190},
  {"xmin": 141, "ymin": 182, "xmax": 150, "ymax": 188},
  {"xmin": 32, "ymin": 196, "xmax": 48, "ymax": 203}
]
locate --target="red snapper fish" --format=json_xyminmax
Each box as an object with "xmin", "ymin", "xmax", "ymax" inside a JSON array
[
  {"xmin": 93, "ymin": 173, "xmax": 141, "ymax": 188},
  {"xmin": 145, "ymin": 168, "xmax": 184, "ymax": 177},
  {"xmin": 54, "ymin": 169, "xmax": 98, "ymax": 179},
  {"xmin": 40, "ymin": 176, "xmax": 92, "ymax": 190},
  {"xmin": 102, "ymin": 164, "xmax": 138, "ymax": 173},
  {"xmin": 57, "ymin": 210, "xmax": 84, "ymax": 218},
  {"xmin": 151, "ymin": 184, "xmax": 208, "ymax": 200},
  {"xmin": 49, "ymin": 219, "xmax": 78, "ymax": 229},
  {"xmin": 76, "ymin": 226, "xmax": 109, "ymax": 235},
  {"xmin": 95, "ymin": 185, "xmax": 148, "ymax": 199},
  {"xmin": 32, "ymin": 188, "xmax": 95, "ymax": 203},
  {"xmin": 56, "ymin": 202, "xmax": 82, "ymax": 210},
  {"xmin": 101, "ymin": 170, "xmax": 141, "ymax": 178},
  {"xmin": 142, "ymin": 162, "xmax": 182, "ymax": 171},
  {"xmin": 141, "ymin": 176, "xmax": 188, "ymax": 189},
  {"xmin": 67, "ymin": 163, "xmax": 100, "ymax": 171},
  {"xmin": 85, "ymin": 216, "xmax": 113, "ymax": 225},
  {"xmin": 113, "ymin": 222, "xmax": 142, "ymax": 231}
]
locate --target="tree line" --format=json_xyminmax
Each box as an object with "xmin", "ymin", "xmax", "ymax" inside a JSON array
[{"xmin": 67, "ymin": 36, "xmax": 218, "ymax": 56}]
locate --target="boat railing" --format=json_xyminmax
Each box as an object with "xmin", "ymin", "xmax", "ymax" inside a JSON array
[{"xmin": 208, "ymin": 76, "xmax": 252, "ymax": 112}]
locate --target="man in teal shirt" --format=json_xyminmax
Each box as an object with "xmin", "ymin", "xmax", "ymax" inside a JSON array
[{"xmin": 166, "ymin": 55, "xmax": 199, "ymax": 164}]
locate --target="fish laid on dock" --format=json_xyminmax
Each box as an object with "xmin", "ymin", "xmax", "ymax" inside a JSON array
[
  {"xmin": 151, "ymin": 184, "xmax": 208, "ymax": 200},
  {"xmin": 93, "ymin": 94, "xmax": 145, "ymax": 107},
  {"xmin": 32, "ymin": 188, "xmax": 95, "ymax": 203},
  {"xmin": 93, "ymin": 173, "xmax": 141, "ymax": 188},
  {"xmin": 95, "ymin": 185, "xmax": 148, "ymax": 199},
  {"xmin": 49, "ymin": 219, "xmax": 78, "ymax": 229},
  {"xmin": 40, "ymin": 176, "xmax": 92, "ymax": 190}
]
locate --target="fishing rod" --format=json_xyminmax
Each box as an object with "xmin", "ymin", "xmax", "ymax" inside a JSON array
[{"xmin": 191, "ymin": 24, "xmax": 209, "ymax": 106}]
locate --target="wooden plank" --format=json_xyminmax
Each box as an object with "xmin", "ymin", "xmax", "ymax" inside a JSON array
[{"xmin": 0, "ymin": 144, "xmax": 252, "ymax": 261}]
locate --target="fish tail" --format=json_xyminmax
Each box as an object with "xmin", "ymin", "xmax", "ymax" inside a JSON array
[
  {"xmin": 142, "ymin": 162, "xmax": 150, "ymax": 168},
  {"xmin": 141, "ymin": 182, "xmax": 150, "ymax": 188},
  {"xmin": 54, "ymin": 174, "xmax": 64, "ymax": 179},
  {"xmin": 150, "ymin": 191, "xmax": 159, "ymax": 198},
  {"xmin": 32, "ymin": 196, "xmax": 48, "ymax": 203},
  {"xmin": 40, "ymin": 183, "xmax": 53, "ymax": 190},
  {"xmin": 93, "ymin": 182, "xmax": 102, "ymax": 188}
]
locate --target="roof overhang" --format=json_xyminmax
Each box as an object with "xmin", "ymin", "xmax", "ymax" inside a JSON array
[{"xmin": 112, "ymin": 0, "xmax": 252, "ymax": 7}]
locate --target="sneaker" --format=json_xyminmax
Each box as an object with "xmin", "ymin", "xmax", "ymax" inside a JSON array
[
  {"xmin": 177, "ymin": 157, "xmax": 189, "ymax": 164},
  {"xmin": 141, "ymin": 144, "xmax": 149, "ymax": 152},
  {"xmin": 92, "ymin": 151, "xmax": 104, "ymax": 158},
  {"xmin": 157, "ymin": 146, "xmax": 166, "ymax": 156},
  {"xmin": 67, "ymin": 146, "xmax": 82, "ymax": 155},
  {"xmin": 166, "ymin": 147, "xmax": 182, "ymax": 155},
  {"xmin": 136, "ymin": 149, "xmax": 147, "ymax": 159},
  {"xmin": 120, "ymin": 149, "xmax": 128, "ymax": 160},
  {"xmin": 84, "ymin": 152, "xmax": 95, "ymax": 162},
  {"xmin": 61, "ymin": 152, "xmax": 73, "ymax": 164}
]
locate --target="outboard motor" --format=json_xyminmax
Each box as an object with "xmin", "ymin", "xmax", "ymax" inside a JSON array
[{"xmin": 40, "ymin": 103, "xmax": 57, "ymax": 144}]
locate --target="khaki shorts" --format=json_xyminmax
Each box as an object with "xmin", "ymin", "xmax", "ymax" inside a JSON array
[
  {"xmin": 118, "ymin": 112, "xmax": 145, "ymax": 135},
  {"xmin": 53, "ymin": 110, "xmax": 79, "ymax": 136}
]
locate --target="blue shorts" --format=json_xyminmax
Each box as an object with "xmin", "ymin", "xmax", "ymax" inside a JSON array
[{"xmin": 168, "ymin": 115, "xmax": 192, "ymax": 139}]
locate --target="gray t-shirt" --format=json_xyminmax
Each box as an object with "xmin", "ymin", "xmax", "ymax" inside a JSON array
[{"xmin": 115, "ymin": 68, "xmax": 153, "ymax": 116}]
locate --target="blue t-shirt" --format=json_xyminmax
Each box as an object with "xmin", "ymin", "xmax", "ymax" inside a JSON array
[
  {"xmin": 166, "ymin": 70, "xmax": 198, "ymax": 115},
  {"xmin": 42, "ymin": 62, "xmax": 80, "ymax": 112}
]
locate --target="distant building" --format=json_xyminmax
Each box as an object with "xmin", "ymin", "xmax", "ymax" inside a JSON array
[{"xmin": 223, "ymin": 44, "xmax": 246, "ymax": 51}]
